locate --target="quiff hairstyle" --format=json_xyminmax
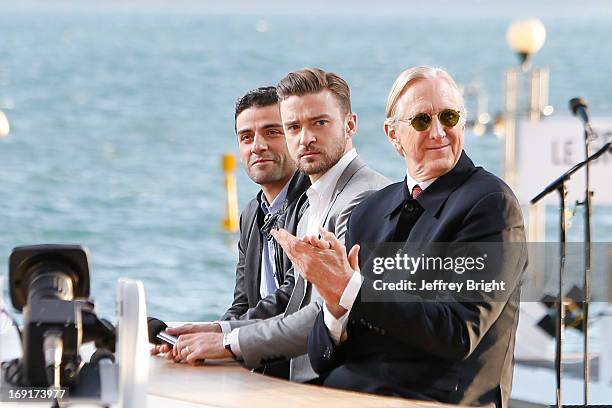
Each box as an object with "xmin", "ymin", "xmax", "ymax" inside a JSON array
[
  {"xmin": 276, "ymin": 68, "xmax": 351, "ymax": 115},
  {"xmin": 385, "ymin": 66, "xmax": 466, "ymax": 124}
]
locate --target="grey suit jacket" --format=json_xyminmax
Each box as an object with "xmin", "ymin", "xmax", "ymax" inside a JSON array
[{"xmin": 226, "ymin": 155, "xmax": 389, "ymax": 382}]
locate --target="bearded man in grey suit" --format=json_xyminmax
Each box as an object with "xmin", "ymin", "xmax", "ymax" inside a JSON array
[{"xmin": 155, "ymin": 68, "xmax": 389, "ymax": 383}]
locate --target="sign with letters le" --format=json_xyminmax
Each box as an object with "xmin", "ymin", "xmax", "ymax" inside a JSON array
[{"xmin": 517, "ymin": 117, "xmax": 612, "ymax": 205}]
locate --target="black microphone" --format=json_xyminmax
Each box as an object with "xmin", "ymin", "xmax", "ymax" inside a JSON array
[
  {"xmin": 147, "ymin": 317, "xmax": 177, "ymax": 347},
  {"xmin": 569, "ymin": 97, "xmax": 595, "ymax": 135}
]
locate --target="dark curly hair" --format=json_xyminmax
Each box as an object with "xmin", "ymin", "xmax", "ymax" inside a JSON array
[{"xmin": 234, "ymin": 86, "xmax": 279, "ymax": 132}]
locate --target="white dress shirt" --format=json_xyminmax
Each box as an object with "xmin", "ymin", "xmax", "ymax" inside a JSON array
[
  {"xmin": 224, "ymin": 148, "xmax": 359, "ymax": 357},
  {"xmin": 305, "ymin": 148, "xmax": 357, "ymax": 236},
  {"xmin": 323, "ymin": 170, "xmax": 437, "ymax": 344}
]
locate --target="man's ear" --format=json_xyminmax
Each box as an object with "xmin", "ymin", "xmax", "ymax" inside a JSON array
[
  {"xmin": 345, "ymin": 113, "xmax": 357, "ymax": 139},
  {"xmin": 384, "ymin": 120, "xmax": 404, "ymax": 157}
]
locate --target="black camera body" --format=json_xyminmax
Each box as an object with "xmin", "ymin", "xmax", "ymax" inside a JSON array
[
  {"xmin": 7, "ymin": 244, "xmax": 114, "ymax": 388},
  {"xmin": 22, "ymin": 298, "xmax": 82, "ymax": 386}
]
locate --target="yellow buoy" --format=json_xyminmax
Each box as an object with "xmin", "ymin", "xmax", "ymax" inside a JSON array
[{"xmin": 221, "ymin": 153, "xmax": 239, "ymax": 232}]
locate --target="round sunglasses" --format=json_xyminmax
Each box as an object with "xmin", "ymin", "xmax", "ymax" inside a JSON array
[{"xmin": 396, "ymin": 108, "xmax": 461, "ymax": 132}]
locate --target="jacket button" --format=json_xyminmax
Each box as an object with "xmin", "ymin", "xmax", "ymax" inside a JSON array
[
  {"xmin": 367, "ymin": 323, "xmax": 373, "ymax": 330},
  {"xmin": 323, "ymin": 347, "xmax": 332, "ymax": 359}
]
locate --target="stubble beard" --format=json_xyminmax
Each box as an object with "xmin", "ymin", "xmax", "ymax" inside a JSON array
[
  {"xmin": 247, "ymin": 156, "xmax": 290, "ymax": 186},
  {"xmin": 298, "ymin": 137, "xmax": 347, "ymax": 176}
]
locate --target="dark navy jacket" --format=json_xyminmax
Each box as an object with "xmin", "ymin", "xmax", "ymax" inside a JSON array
[{"xmin": 307, "ymin": 152, "xmax": 527, "ymax": 408}]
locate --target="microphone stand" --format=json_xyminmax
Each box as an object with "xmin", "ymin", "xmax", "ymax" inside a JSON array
[
  {"xmin": 531, "ymin": 141, "xmax": 611, "ymax": 408},
  {"xmin": 581, "ymin": 122, "xmax": 597, "ymax": 406},
  {"xmin": 580, "ymin": 125, "xmax": 597, "ymax": 405}
]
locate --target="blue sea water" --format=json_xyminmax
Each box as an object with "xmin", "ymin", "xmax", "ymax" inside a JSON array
[{"xmin": 0, "ymin": 6, "xmax": 611, "ymax": 321}]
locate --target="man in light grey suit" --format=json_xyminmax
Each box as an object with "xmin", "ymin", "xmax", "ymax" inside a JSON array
[{"xmin": 155, "ymin": 68, "xmax": 388, "ymax": 383}]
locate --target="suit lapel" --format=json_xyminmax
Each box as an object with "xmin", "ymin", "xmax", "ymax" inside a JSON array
[
  {"xmin": 416, "ymin": 151, "xmax": 477, "ymax": 218},
  {"xmin": 375, "ymin": 151, "xmax": 478, "ymax": 246},
  {"xmin": 319, "ymin": 156, "xmax": 366, "ymax": 229},
  {"xmin": 376, "ymin": 181, "xmax": 409, "ymax": 243},
  {"xmin": 285, "ymin": 275, "xmax": 305, "ymax": 315},
  {"xmin": 285, "ymin": 205, "xmax": 309, "ymax": 315},
  {"xmin": 376, "ymin": 152, "xmax": 477, "ymax": 247},
  {"xmin": 245, "ymin": 201, "xmax": 264, "ymax": 304},
  {"xmin": 286, "ymin": 157, "xmax": 367, "ymax": 314}
]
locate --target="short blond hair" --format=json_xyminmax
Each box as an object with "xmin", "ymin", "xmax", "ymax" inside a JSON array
[
  {"xmin": 385, "ymin": 66, "xmax": 465, "ymax": 123},
  {"xmin": 277, "ymin": 67, "xmax": 351, "ymax": 115}
]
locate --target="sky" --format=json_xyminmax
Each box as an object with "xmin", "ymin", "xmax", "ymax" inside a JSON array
[{"xmin": 1, "ymin": 0, "xmax": 612, "ymax": 18}]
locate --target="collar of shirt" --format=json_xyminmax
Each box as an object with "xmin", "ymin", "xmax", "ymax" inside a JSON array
[
  {"xmin": 306, "ymin": 148, "xmax": 357, "ymax": 205},
  {"xmin": 305, "ymin": 148, "xmax": 357, "ymax": 234},
  {"xmin": 405, "ymin": 170, "xmax": 437, "ymax": 193},
  {"xmin": 260, "ymin": 177, "xmax": 291, "ymax": 216}
]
